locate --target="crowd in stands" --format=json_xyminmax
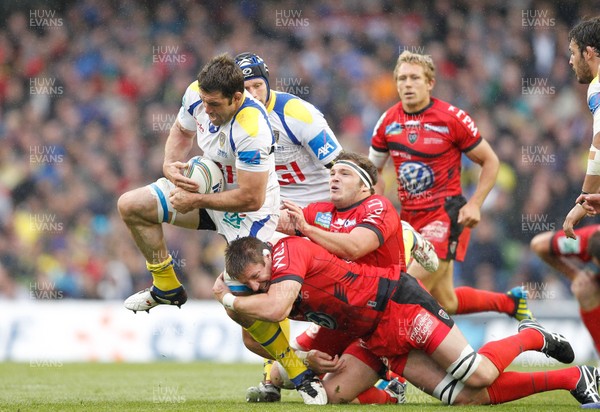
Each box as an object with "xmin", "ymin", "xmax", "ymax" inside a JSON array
[{"xmin": 1, "ymin": 0, "xmax": 597, "ymax": 300}]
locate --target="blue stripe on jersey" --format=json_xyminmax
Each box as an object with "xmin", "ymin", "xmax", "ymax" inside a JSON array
[
  {"xmin": 151, "ymin": 183, "xmax": 169, "ymax": 223},
  {"xmin": 230, "ymin": 95, "xmax": 276, "ymax": 152},
  {"xmin": 589, "ymin": 93, "xmax": 600, "ymax": 115},
  {"xmin": 249, "ymin": 215, "xmax": 271, "ymax": 238},
  {"xmin": 272, "ymin": 92, "xmax": 301, "ymax": 145},
  {"xmin": 308, "ymin": 130, "xmax": 338, "ymax": 160},
  {"xmin": 187, "ymin": 99, "xmax": 202, "ymax": 116},
  {"xmin": 239, "ymin": 150, "xmax": 261, "ymax": 165}
]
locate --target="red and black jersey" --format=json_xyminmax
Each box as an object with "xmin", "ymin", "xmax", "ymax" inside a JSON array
[
  {"xmin": 371, "ymin": 97, "xmax": 482, "ymax": 210},
  {"xmin": 270, "ymin": 237, "xmax": 401, "ymax": 339},
  {"xmin": 302, "ymin": 195, "xmax": 406, "ymax": 270},
  {"xmin": 550, "ymin": 224, "xmax": 600, "ymax": 262}
]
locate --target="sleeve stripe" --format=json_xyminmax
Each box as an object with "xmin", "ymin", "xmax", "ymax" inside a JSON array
[
  {"xmin": 356, "ymin": 223, "xmax": 384, "ymax": 246},
  {"xmin": 271, "ymin": 274, "xmax": 304, "ymax": 285}
]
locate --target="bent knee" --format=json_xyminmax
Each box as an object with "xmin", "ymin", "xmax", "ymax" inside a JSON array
[
  {"xmin": 464, "ymin": 367, "xmax": 496, "ymax": 388},
  {"xmin": 118, "ymin": 188, "xmax": 155, "ymax": 222}
]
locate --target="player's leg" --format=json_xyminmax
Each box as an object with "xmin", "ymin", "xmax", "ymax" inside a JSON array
[
  {"xmin": 573, "ymin": 271, "xmax": 600, "ymax": 353},
  {"xmin": 402, "ymin": 220, "xmax": 439, "ymax": 272},
  {"xmin": 407, "ymin": 201, "xmax": 532, "ymax": 319},
  {"xmin": 119, "ymin": 178, "xmax": 201, "ymax": 312}
]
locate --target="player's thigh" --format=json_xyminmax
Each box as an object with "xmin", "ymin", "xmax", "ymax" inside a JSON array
[
  {"xmin": 323, "ymin": 353, "xmax": 380, "ymax": 404},
  {"xmin": 147, "ymin": 177, "xmax": 200, "ymax": 229}
]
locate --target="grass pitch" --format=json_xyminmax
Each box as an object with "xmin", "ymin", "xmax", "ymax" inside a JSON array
[{"xmin": 0, "ymin": 362, "xmax": 585, "ymax": 411}]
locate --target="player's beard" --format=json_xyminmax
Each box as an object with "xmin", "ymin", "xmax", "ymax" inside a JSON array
[{"xmin": 575, "ymin": 60, "xmax": 595, "ymax": 84}]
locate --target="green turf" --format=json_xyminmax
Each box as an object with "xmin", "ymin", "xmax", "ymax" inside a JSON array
[{"xmin": 0, "ymin": 362, "xmax": 585, "ymax": 411}]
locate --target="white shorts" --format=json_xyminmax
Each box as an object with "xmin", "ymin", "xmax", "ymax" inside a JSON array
[{"xmin": 149, "ymin": 177, "xmax": 279, "ymax": 243}]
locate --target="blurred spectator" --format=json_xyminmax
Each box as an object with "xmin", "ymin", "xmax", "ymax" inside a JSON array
[{"xmin": 1, "ymin": 0, "xmax": 596, "ymax": 299}]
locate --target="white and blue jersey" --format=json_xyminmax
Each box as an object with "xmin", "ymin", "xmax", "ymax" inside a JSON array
[
  {"xmin": 150, "ymin": 81, "xmax": 280, "ymax": 243},
  {"xmin": 266, "ymin": 90, "xmax": 342, "ymax": 206},
  {"xmin": 588, "ymin": 76, "xmax": 600, "ymax": 138}
]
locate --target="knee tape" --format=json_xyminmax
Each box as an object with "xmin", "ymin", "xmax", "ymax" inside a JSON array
[
  {"xmin": 432, "ymin": 374, "xmax": 465, "ymax": 405},
  {"xmin": 446, "ymin": 345, "xmax": 482, "ymax": 383}
]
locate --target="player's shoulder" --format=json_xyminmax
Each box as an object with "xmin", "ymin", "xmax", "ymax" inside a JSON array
[
  {"xmin": 272, "ymin": 90, "xmax": 319, "ymax": 124},
  {"xmin": 183, "ymin": 80, "xmax": 201, "ymax": 97},
  {"xmin": 587, "ymin": 77, "xmax": 600, "ymax": 114},
  {"xmin": 233, "ymin": 93, "xmax": 271, "ymax": 138},
  {"xmin": 360, "ymin": 194, "xmax": 395, "ymax": 211}
]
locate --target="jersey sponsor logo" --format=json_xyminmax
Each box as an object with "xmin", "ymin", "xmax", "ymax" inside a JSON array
[
  {"xmin": 308, "ymin": 131, "xmax": 338, "ymax": 160},
  {"xmin": 223, "ymin": 212, "xmax": 245, "ymax": 230},
  {"xmin": 305, "ymin": 311, "xmax": 337, "ymax": 329},
  {"xmin": 314, "ymin": 212, "xmax": 332, "ymax": 229},
  {"xmin": 334, "ymin": 218, "xmax": 356, "ymax": 228},
  {"xmin": 589, "ymin": 93, "xmax": 600, "ymax": 115},
  {"xmin": 398, "ymin": 161, "xmax": 434, "ymax": 194},
  {"xmin": 420, "ymin": 221, "xmax": 448, "ymax": 242},
  {"xmin": 385, "ymin": 122, "xmax": 403, "ymax": 135},
  {"xmin": 447, "ymin": 105, "xmax": 478, "ymax": 137},
  {"xmin": 438, "ymin": 309, "xmax": 449, "ymax": 320},
  {"xmin": 410, "ymin": 311, "xmax": 434, "ymax": 345},
  {"xmin": 424, "ymin": 123, "xmax": 450, "ymax": 134},
  {"xmin": 273, "ymin": 130, "xmax": 280, "ymax": 144},
  {"xmin": 556, "ymin": 236, "xmax": 581, "ymax": 254},
  {"xmin": 272, "ymin": 244, "xmax": 287, "ymax": 270},
  {"xmin": 405, "ymin": 120, "xmax": 421, "ymax": 128},
  {"xmin": 238, "ymin": 150, "xmax": 261, "ymax": 165}
]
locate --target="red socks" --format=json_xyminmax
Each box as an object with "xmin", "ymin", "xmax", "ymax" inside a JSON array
[
  {"xmin": 487, "ymin": 368, "xmax": 580, "ymax": 404},
  {"xmin": 455, "ymin": 287, "xmax": 515, "ymax": 315},
  {"xmin": 356, "ymin": 387, "xmax": 397, "ymax": 404},
  {"xmin": 478, "ymin": 328, "xmax": 543, "ymax": 372},
  {"xmin": 581, "ymin": 305, "xmax": 600, "ymax": 355}
]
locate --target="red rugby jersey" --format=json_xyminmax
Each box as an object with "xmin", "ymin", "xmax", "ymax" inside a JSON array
[
  {"xmin": 302, "ymin": 195, "xmax": 406, "ymax": 270},
  {"xmin": 270, "ymin": 237, "xmax": 400, "ymax": 338},
  {"xmin": 371, "ymin": 98, "xmax": 482, "ymax": 210}
]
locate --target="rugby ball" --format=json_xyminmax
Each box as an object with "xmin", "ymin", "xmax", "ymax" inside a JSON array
[{"xmin": 184, "ymin": 156, "xmax": 224, "ymax": 194}]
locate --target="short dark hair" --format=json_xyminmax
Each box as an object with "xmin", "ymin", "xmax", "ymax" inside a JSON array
[
  {"xmin": 197, "ymin": 53, "xmax": 245, "ymax": 100},
  {"xmin": 587, "ymin": 230, "xmax": 600, "ymax": 262},
  {"xmin": 569, "ymin": 17, "xmax": 600, "ymax": 57},
  {"xmin": 225, "ymin": 236, "xmax": 268, "ymax": 279},
  {"xmin": 335, "ymin": 151, "xmax": 378, "ymax": 194}
]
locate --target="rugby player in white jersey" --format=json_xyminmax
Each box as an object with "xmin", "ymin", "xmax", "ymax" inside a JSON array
[
  {"xmin": 235, "ymin": 52, "xmax": 438, "ymax": 403},
  {"xmin": 563, "ymin": 16, "xmax": 600, "ymax": 239},
  {"xmin": 118, "ymin": 54, "xmax": 327, "ymax": 405}
]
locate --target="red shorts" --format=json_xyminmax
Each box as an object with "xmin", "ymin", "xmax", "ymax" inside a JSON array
[
  {"xmin": 401, "ymin": 195, "xmax": 470, "ymax": 261},
  {"xmin": 295, "ymin": 324, "xmax": 385, "ymax": 376},
  {"xmin": 363, "ymin": 273, "xmax": 454, "ymax": 363}
]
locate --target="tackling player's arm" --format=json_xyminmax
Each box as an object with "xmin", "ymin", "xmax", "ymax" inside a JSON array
[
  {"xmin": 163, "ymin": 120, "xmax": 200, "ymax": 192},
  {"xmin": 283, "ymin": 200, "xmax": 380, "ymax": 260},
  {"xmin": 460, "ymin": 139, "xmax": 499, "ymax": 228},
  {"xmin": 214, "ymin": 277, "xmax": 300, "ymax": 323}
]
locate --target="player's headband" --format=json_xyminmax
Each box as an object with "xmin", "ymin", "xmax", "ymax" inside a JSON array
[{"xmin": 334, "ymin": 160, "xmax": 374, "ymax": 189}]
